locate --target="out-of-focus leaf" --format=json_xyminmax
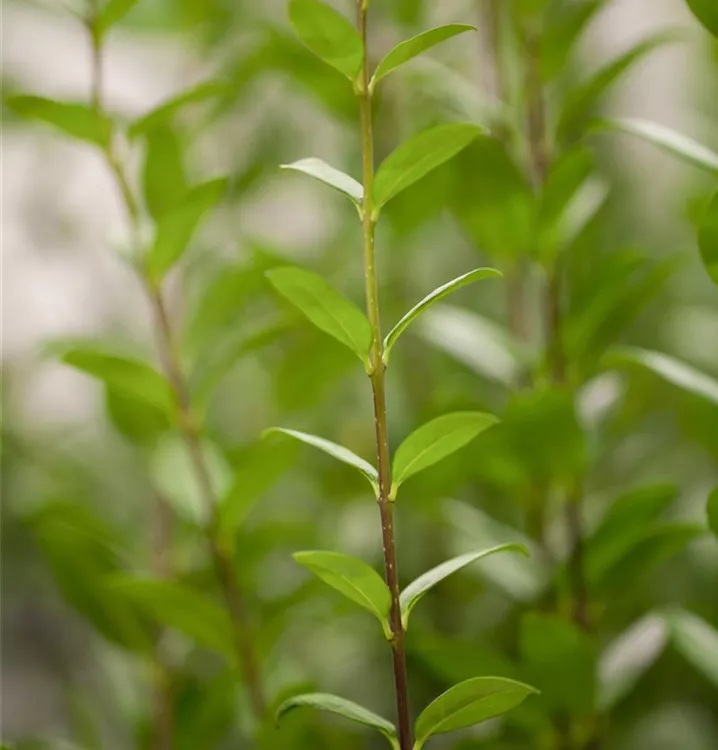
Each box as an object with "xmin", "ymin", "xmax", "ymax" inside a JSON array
[
  {"xmin": 413, "ymin": 677, "xmax": 538, "ymax": 749},
  {"xmin": 276, "ymin": 693, "xmax": 398, "ymax": 748},
  {"xmin": 383, "ymin": 269, "xmax": 502, "ymax": 364},
  {"xmin": 373, "ymin": 124, "xmax": 483, "ymax": 216},
  {"xmin": 105, "ymin": 387, "xmax": 170, "ymax": 446},
  {"xmin": 708, "ymin": 487, "xmax": 718, "ymax": 538},
  {"xmin": 293, "ymin": 551, "xmax": 391, "ymax": 637},
  {"xmin": 540, "ymin": 1, "xmax": 603, "ymax": 80},
  {"xmin": 288, "ymin": 0, "xmax": 363, "ymax": 80},
  {"xmin": 266, "ymin": 267, "xmax": 373, "ymax": 367},
  {"xmin": 391, "ymin": 412, "xmax": 499, "ymax": 498},
  {"xmin": 698, "ymin": 189, "xmax": 718, "ymax": 285},
  {"xmin": 400, "ymin": 545, "xmax": 527, "ymax": 629},
  {"xmin": 684, "ymin": 0, "xmax": 718, "ymax": 37},
  {"xmin": 520, "ymin": 612, "xmax": 596, "ymax": 716},
  {"xmin": 7, "ymin": 95, "xmax": 112, "ymax": 147},
  {"xmin": 668, "ymin": 609, "xmax": 718, "ymax": 686},
  {"xmin": 370, "ymin": 25, "xmax": 476, "ymax": 89},
  {"xmin": 592, "ymin": 118, "xmax": 718, "ymax": 174},
  {"xmin": 97, "ymin": 0, "xmax": 139, "ymax": 36},
  {"xmin": 281, "ymin": 158, "xmax": 363, "ymax": 204},
  {"xmin": 141, "ymin": 123, "xmax": 188, "ymax": 221}
]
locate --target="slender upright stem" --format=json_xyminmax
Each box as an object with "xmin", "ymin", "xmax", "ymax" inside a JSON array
[{"xmin": 356, "ymin": 4, "xmax": 412, "ymax": 749}]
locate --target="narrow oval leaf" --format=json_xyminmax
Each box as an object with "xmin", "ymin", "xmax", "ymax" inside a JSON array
[
  {"xmin": 685, "ymin": 0, "xmax": 718, "ymax": 37},
  {"xmin": 391, "ymin": 412, "xmax": 499, "ymax": 498},
  {"xmin": 141, "ymin": 122, "xmax": 188, "ymax": 221},
  {"xmin": 293, "ymin": 551, "xmax": 391, "ymax": 637},
  {"xmin": 400, "ymin": 544, "xmax": 527, "ymax": 629},
  {"xmin": 698, "ymin": 189, "xmax": 718, "ymax": 286},
  {"xmin": 266, "ymin": 267, "xmax": 373, "ymax": 366},
  {"xmin": 373, "ymin": 123, "xmax": 483, "ymax": 216},
  {"xmin": 147, "ymin": 177, "xmax": 228, "ymax": 281},
  {"xmin": 277, "ymin": 693, "xmax": 398, "ymax": 747},
  {"xmin": 540, "ymin": 0, "xmax": 603, "ymax": 80},
  {"xmin": 383, "ymin": 268, "xmax": 502, "ymax": 364},
  {"xmin": 281, "ymin": 158, "xmax": 363, "ymax": 204},
  {"xmin": 264, "ymin": 427, "xmax": 378, "ymax": 493},
  {"xmin": 708, "ymin": 487, "xmax": 718, "ymax": 539},
  {"xmin": 289, "ymin": 0, "xmax": 363, "ymax": 80},
  {"xmin": 668, "ymin": 609, "xmax": 718, "ymax": 687},
  {"xmin": 97, "ymin": 0, "xmax": 139, "ymax": 35},
  {"xmin": 370, "ymin": 25, "xmax": 476, "ymax": 89},
  {"xmin": 414, "ymin": 677, "xmax": 539, "ymax": 749},
  {"xmin": 7, "ymin": 95, "xmax": 112, "ymax": 147},
  {"xmin": 592, "ymin": 118, "xmax": 718, "ymax": 174}
]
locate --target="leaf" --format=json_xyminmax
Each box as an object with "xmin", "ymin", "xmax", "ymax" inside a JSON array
[
  {"xmin": 266, "ymin": 267, "xmax": 373, "ymax": 366},
  {"xmin": 264, "ymin": 427, "xmax": 378, "ymax": 494},
  {"xmin": 293, "ymin": 551, "xmax": 391, "ymax": 637},
  {"xmin": 97, "ymin": 0, "xmax": 139, "ymax": 35},
  {"xmin": 400, "ymin": 545, "xmax": 527, "ymax": 629},
  {"xmin": 668, "ymin": 609, "xmax": 718, "ymax": 687},
  {"xmin": 698, "ymin": 189, "xmax": 718, "ymax": 286},
  {"xmin": 592, "ymin": 118, "xmax": 718, "ymax": 174},
  {"xmin": 281, "ymin": 158, "xmax": 363, "ymax": 204},
  {"xmin": 105, "ymin": 387, "xmax": 171, "ymax": 446},
  {"xmin": 276, "ymin": 693, "xmax": 398, "ymax": 748},
  {"xmin": 391, "ymin": 412, "xmax": 498, "ymax": 498},
  {"xmin": 684, "ymin": 0, "xmax": 718, "ymax": 37},
  {"xmin": 557, "ymin": 33, "xmax": 680, "ymax": 140},
  {"xmin": 413, "ymin": 677, "xmax": 538, "ymax": 749},
  {"xmin": 111, "ymin": 577, "xmax": 234, "ymax": 658},
  {"xmin": 373, "ymin": 123, "xmax": 483, "ymax": 216},
  {"xmin": 141, "ymin": 122, "xmax": 188, "ymax": 221},
  {"xmin": 370, "ymin": 25, "xmax": 476, "ymax": 89},
  {"xmin": 708, "ymin": 487, "xmax": 718, "ymax": 539},
  {"xmin": 147, "ymin": 178, "xmax": 228, "ymax": 281},
  {"xmin": 288, "ymin": 0, "xmax": 363, "ymax": 80},
  {"xmin": 607, "ymin": 347, "xmax": 718, "ymax": 406},
  {"xmin": 383, "ymin": 269, "xmax": 502, "ymax": 364},
  {"xmin": 6, "ymin": 95, "xmax": 112, "ymax": 147},
  {"xmin": 540, "ymin": 0, "xmax": 603, "ymax": 80}
]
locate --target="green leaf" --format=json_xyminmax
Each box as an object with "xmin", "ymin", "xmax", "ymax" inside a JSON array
[
  {"xmin": 265, "ymin": 427, "xmax": 378, "ymax": 494},
  {"xmin": 607, "ymin": 346, "xmax": 718, "ymax": 406},
  {"xmin": 147, "ymin": 177, "xmax": 228, "ymax": 281},
  {"xmin": 592, "ymin": 118, "xmax": 718, "ymax": 174},
  {"xmin": 97, "ymin": 0, "xmax": 139, "ymax": 35},
  {"xmin": 111, "ymin": 577, "xmax": 234, "ymax": 658},
  {"xmin": 708, "ymin": 487, "xmax": 718, "ymax": 539},
  {"xmin": 668, "ymin": 609, "xmax": 718, "ymax": 687},
  {"xmin": 400, "ymin": 545, "xmax": 527, "ymax": 629},
  {"xmin": 684, "ymin": 0, "xmax": 718, "ymax": 37},
  {"xmin": 141, "ymin": 122, "xmax": 188, "ymax": 221},
  {"xmin": 276, "ymin": 693, "xmax": 398, "ymax": 748},
  {"xmin": 383, "ymin": 269, "xmax": 502, "ymax": 364},
  {"xmin": 540, "ymin": 1, "xmax": 603, "ymax": 80},
  {"xmin": 288, "ymin": 0, "xmax": 363, "ymax": 80},
  {"xmin": 281, "ymin": 158, "xmax": 363, "ymax": 204},
  {"xmin": 266, "ymin": 266, "xmax": 373, "ymax": 366},
  {"xmin": 557, "ymin": 33, "xmax": 680, "ymax": 140},
  {"xmin": 414, "ymin": 677, "xmax": 539, "ymax": 749},
  {"xmin": 105, "ymin": 387, "xmax": 171, "ymax": 446},
  {"xmin": 698, "ymin": 189, "xmax": 718, "ymax": 286},
  {"xmin": 6, "ymin": 95, "xmax": 112, "ymax": 147},
  {"xmin": 293, "ymin": 551, "xmax": 391, "ymax": 637},
  {"xmin": 391, "ymin": 412, "xmax": 498, "ymax": 498},
  {"xmin": 370, "ymin": 25, "xmax": 476, "ymax": 89},
  {"xmin": 373, "ymin": 123, "xmax": 483, "ymax": 217}
]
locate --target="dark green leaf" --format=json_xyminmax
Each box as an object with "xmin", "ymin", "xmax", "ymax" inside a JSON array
[
  {"xmin": 414, "ymin": 677, "xmax": 539, "ymax": 749},
  {"xmin": 684, "ymin": 0, "xmax": 718, "ymax": 37},
  {"xmin": 141, "ymin": 123, "xmax": 188, "ymax": 221},
  {"xmin": 698, "ymin": 189, "xmax": 718, "ymax": 286},
  {"xmin": 266, "ymin": 266, "xmax": 373, "ymax": 367},
  {"xmin": 288, "ymin": 0, "xmax": 363, "ymax": 80},
  {"xmin": 97, "ymin": 0, "xmax": 139, "ymax": 35},
  {"xmin": 293, "ymin": 551, "xmax": 391, "ymax": 637},
  {"xmin": 668, "ymin": 609, "xmax": 718, "ymax": 686},
  {"xmin": 281, "ymin": 158, "xmax": 363, "ymax": 204},
  {"xmin": 708, "ymin": 487, "xmax": 718, "ymax": 538}
]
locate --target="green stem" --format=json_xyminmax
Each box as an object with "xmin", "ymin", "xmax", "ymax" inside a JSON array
[{"xmin": 357, "ymin": 4, "xmax": 412, "ymax": 749}]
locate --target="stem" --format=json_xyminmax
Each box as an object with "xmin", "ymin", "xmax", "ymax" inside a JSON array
[{"xmin": 356, "ymin": 4, "xmax": 412, "ymax": 749}]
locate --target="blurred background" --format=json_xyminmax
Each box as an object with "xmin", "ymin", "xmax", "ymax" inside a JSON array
[{"xmin": 2, "ymin": 0, "xmax": 718, "ymax": 749}]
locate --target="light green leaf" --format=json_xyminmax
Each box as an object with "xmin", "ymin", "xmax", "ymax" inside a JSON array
[
  {"xmin": 141, "ymin": 122, "xmax": 188, "ymax": 221},
  {"xmin": 264, "ymin": 427, "xmax": 378, "ymax": 494},
  {"xmin": 414, "ymin": 677, "xmax": 538, "ymax": 749},
  {"xmin": 668, "ymin": 609, "xmax": 718, "ymax": 686},
  {"xmin": 281, "ymin": 158, "xmax": 363, "ymax": 204},
  {"xmin": 147, "ymin": 177, "xmax": 228, "ymax": 281},
  {"xmin": 607, "ymin": 346, "xmax": 718, "ymax": 406},
  {"xmin": 391, "ymin": 412, "xmax": 498, "ymax": 498},
  {"xmin": 540, "ymin": 1, "xmax": 603, "ymax": 80},
  {"xmin": 370, "ymin": 25, "xmax": 475, "ymax": 90},
  {"xmin": 293, "ymin": 551, "xmax": 391, "ymax": 637},
  {"xmin": 373, "ymin": 123, "xmax": 483, "ymax": 217},
  {"xmin": 266, "ymin": 266, "xmax": 373, "ymax": 366},
  {"xmin": 400, "ymin": 545, "xmax": 527, "ymax": 629},
  {"xmin": 383, "ymin": 269, "xmax": 502, "ymax": 364},
  {"xmin": 110, "ymin": 577, "xmax": 234, "ymax": 658},
  {"xmin": 276, "ymin": 693, "xmax": 398, "ymax": 748},
  {"xmin": 7, "ymin": 95, "xmax": 112, "ymax": 147},
  {"xmin": 97, "ymin": 0, "xmax": 139, "ymax": 35},
  {"xmin": 288, "ymin": 0, "xmax": 363, "ymax": 80},
  {"xmin": 684, "ymin": 0, "xmax": 718, "ymax": 37},
  {"xmin": 592, "ymin": 118, "xmax": 718, "ymax": 174},
  {"xmin": 708, "ymin": 487, "xmax": 718, "ymax": 539},
  {"xmin": 698, "ymin": 189, "xmax": 718, "ymax": 286}
]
